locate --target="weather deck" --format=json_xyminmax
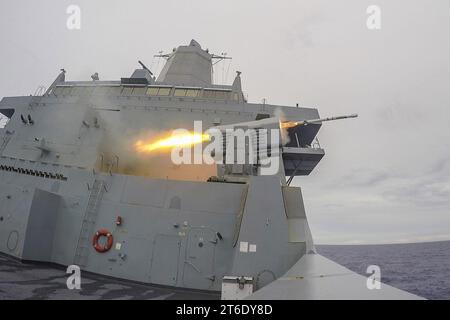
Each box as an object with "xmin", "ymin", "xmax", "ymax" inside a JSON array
[{"xmin": 0, "ymin": 253, "xmax": 219, "ymax": 300}]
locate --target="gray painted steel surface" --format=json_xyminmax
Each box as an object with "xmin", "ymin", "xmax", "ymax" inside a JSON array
[{"xmin": 0, "ymin": 40, "xmax": 421, "ymax": 299}]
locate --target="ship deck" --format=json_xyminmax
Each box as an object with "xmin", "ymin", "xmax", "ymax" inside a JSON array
[{"xmin": 0, "ymin": 253, "xmax": 219, "ymax": 300}]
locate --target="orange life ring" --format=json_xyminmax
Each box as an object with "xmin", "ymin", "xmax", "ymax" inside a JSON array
[{"xmin": 92, "ymin": 229, "xmax": 113, "ymax": 253}]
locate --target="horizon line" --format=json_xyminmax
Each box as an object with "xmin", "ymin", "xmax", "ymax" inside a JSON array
[{"xmin": 316, "ymin": 238, "xmax": 450, "ymax": 246}]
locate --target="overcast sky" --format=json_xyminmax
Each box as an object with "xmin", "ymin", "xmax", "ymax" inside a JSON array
[{"xmin": 1, "ymin": 0, "xmax": 449, "ymax": 244}]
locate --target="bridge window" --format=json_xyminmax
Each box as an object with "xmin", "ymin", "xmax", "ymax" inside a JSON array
[
  {"xmin": 147, "ymin": 87, "xmax": 172, "ymax": 96},
  {"xmin": 147, "ymin": 87, "xmax": 159, "ymax": 96},
  {"xmin": 131, "ymin": 87, "xmax": 147, "ymax": 95},
  {"xmin": 202, "ymin": 90, "xmax": 215, "ymax": 99},
  {"xmin": 0, "ymin": 109, "xmax": 14, "ymax": 129},
  {"xmin": 158, "ymin": 87, "xmax": 171, "ymax": 96},
  {"xmin": 186, "ymin": 89, "xmax": 199, "ymax": 97},
  {"xmin": 214, "ymin": 91, "xmax": 228, "ymax": 100},
  {"xmin": 174, "ymin": 88, "xmax": 200, "ymax": 97},
  {"xmin": 121, "ymin": 87, "xmax": 133, "ymax": 95},
  {"xmin": 174, "ymin": 88, "xmax": 187, "ymax": 97},
  {"xmin": 202, "ymin": 90, "xmax": 230, "ymax": 100}
]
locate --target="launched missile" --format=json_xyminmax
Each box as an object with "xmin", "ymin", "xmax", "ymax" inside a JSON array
[
  {"xmin": 281, "ymin": 113, "xmax": 358, "ymax": 129},
  {"xmin": 213, "ymin": 113, "xmax": 358, "ymax": 131}
]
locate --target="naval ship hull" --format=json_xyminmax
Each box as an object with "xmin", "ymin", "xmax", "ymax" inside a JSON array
[
  {"xmin": 0, "ymin": 130, "xmax": 423, "ymax": 299},
  {"xmin": 0, "ymin": 40, "xmax": 423, "ymax": 299},
  {"xmin": 0, "ymin": 169, "xmax": 308, "ymax": 292},
  {"xmin": 0, "ymin": 91, "xmax": 314, "ymax": 293}
]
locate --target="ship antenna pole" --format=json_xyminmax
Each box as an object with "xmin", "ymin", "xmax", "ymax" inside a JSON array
[{"xmin": 138, "ymin": 60, "xmax": 154, "ymax": 76}]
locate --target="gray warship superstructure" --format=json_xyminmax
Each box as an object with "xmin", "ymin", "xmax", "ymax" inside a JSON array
[{"xmin": 0, "ymin": 40, "xmax": 422, "ymax": 299}]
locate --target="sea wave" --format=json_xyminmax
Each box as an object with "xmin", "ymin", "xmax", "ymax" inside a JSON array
[{"xmin": 318, "ymin": 240, "xmax": 450, "ymax": 300}]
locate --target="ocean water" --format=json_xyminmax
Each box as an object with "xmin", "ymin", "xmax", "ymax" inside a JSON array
[{"xmin": 317, "ymin": 240, "xmax": 450, "ymax": 300}]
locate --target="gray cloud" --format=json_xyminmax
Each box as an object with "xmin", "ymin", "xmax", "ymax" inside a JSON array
[
  {"xmin": 327, "ymin": 168, "xmax": 391, "ymax": 188},
  {"xmin": 381, "ymin": 160, "xmax": 450, "ymax": 208}
]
